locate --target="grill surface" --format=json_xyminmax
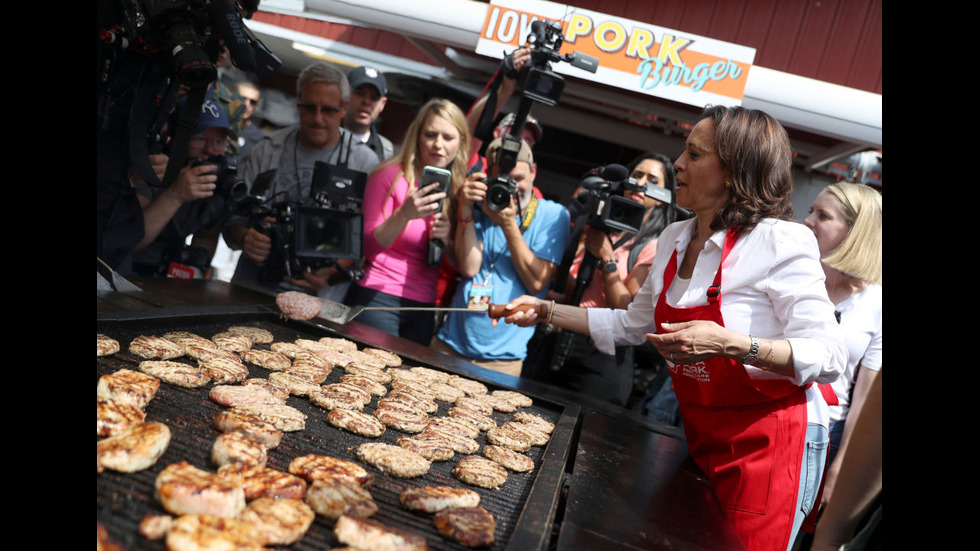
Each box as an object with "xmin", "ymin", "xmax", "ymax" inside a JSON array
[{"xmin": 97, "ymin": 310, "xmax": 576, "ymax": 550}]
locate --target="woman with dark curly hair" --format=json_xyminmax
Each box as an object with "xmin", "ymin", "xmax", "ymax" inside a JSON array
[{"xmin": 499, "ymin": 105, "xmax": 846, "ymax": 551}]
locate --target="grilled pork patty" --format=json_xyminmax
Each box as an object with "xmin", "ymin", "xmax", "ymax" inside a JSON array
[
  {"xmin": 356, "ymin": 442, "xmax": 431, "ymax": 478},
  {"xmin": 288, "ymin": 453, "xmax": 374, "ymax": 486},
  {"xmin": 333, "ymin": 515, "xmax": 429, "ymax": 551},
  {"xmin": 97, "ymin": 421, "xmax": 171, "ymax": 474},
  {"xmin": 452, "ymin": 455, "xmax": 508, "ymax": 490},
  {"xmin": 304, "ymin": 477, "xmax": 378, "ymax": 520},
  {"xmin": 217, "ymin": 464, "xmax": 308, "ymax": 501},
  {"xmin": 433, "ymin": 506, "xmax": 496, "ymax": 548},
  {"xmin": 154, "ymin": 461, "xmax": 246, "ymax": 518},
  {"xmin": 399, "ymin": 485, "xmax": 480, "ymax": 513}
]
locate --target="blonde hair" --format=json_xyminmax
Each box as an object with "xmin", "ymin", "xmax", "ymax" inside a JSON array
[
  {"xmin": 379, "ymin": 98, "xmax": 470, "ymax": 221},
  {"xmin": 820, "ymin": 182, "xmax": 882, "ymax": 285}
]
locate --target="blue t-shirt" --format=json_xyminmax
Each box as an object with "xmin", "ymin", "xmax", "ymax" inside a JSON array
[{"xmin": 438, "ymin": 199, "xmax": 570, "ymax": 361}]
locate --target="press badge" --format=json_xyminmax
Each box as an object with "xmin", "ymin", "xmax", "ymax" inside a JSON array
[{"xmin": 467, "ymin": 283, "xmax": 492, "ymax": 310}]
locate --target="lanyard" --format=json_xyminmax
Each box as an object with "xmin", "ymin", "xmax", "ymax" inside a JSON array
[{"xmin": 484, "ymin": 195, "xmax": 539, "ymax": 284}]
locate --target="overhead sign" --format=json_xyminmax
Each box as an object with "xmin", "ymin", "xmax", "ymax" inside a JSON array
[{"xmin": 476, "ymin": 0, "xmax": 756, "ymax": 107}]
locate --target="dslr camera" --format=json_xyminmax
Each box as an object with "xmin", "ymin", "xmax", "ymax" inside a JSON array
[
  {"xmin": 485, "ymin": 135, "xmax": 524, "ymax": 211},
  {"xmin": 244, "ymin": 162, "xmax": 366, "ymax": 284},
  {"xmin": 572, "ymin": 164, "xmax": 648, "ymax": 234},
  {"xmin": 191, "ymin": 155, "xmax": 248, "ymax": 206}
]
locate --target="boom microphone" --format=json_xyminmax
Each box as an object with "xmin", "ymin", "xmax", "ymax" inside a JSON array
[
  {"xmin": 600, "ymin": 163, "xmax": 630, "ymax": 183},
  {"xmin": 208, "ymin": 0, "xmax": 256, "ymax": 72}
]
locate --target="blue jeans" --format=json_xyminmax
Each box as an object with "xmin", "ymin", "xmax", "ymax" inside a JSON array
[
  {"xmin": 789, "ymin": 423, "xmax": 829, "ymax": 551},
  {"xmin": 345, "ymin": 283, "xmax": 436, "ymax": 346}
]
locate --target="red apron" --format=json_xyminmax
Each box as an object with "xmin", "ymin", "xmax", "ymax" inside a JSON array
[{"xmin": 654, "ymin": 229, "xmax": 808, "ymax": 551}]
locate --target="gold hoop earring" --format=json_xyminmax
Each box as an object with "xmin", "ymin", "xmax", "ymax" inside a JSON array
[{"xmin": 724, "ymin": 180, "xmax": 732, "ymax": 188}]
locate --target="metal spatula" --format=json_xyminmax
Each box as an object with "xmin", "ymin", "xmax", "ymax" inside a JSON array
[{"xmin": 97, "ymin": 257, "xmax": 143, "ymax": 293}]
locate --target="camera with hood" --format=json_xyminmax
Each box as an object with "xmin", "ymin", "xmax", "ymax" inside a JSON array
[
  {"xmin": 475, "ymin": 19, "xmax": 599, "ymax": 212},
  {"xmin": 246, "ymin": 161, "xmax": 366, "ymax": 285},
  {"xmin": 99, "ymin": 0, "xmax": 281, "ymax": 190},
  {"xmin": 572, "ymin": 164, "xmax": 648, "ymax": 235}
]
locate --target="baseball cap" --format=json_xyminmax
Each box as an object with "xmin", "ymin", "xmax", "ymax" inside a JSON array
[
  {"xmin": 194, "ymin": 99, "xmax": 237, "ymax": 139},
  {"xmin": 169, "ymin": 97, "xmax": 237, "ymax": 141},
  {"xmin": 348, "ymin": 66, "xmax": 388, "ymax": 97},
  {"xmin": 485, "ymin": 137, "xmax": 534, "ymax": 168},
  {"xmin": 497, "ymin": 112, "xmax": 543, "ymax": 144}
]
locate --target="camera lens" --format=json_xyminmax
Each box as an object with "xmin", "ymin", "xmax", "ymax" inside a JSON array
[{"xmin": 487, "ymin": 184, "xmax": 511, "ymax": 211}]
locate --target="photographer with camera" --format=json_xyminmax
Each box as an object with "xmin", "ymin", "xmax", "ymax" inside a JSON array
[
  {"xmin": 537, "ymin": 153, "xmax": 682, "ymax": 405},
  {"xmin": 130, "ymin": 98, "xmax": 241, "ymax": 278},
  {"xmin": 344, "ymin": 98, "xmax": 470, "ymax": 345},
  {"xmin": 430, "ymin": 137, "xmax": 570, "ymax": 376},
  {"xmin": 223, "ymin": 62, "xmax": 380, "ymax": 295}
]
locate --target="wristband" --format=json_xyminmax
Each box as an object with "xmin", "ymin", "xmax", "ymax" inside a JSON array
[
  {"xmin": 742, "ymin": 335, "xmax": 759, "ymax": 364},
  {"xmin": 456, "ymin": 212, "xmax": 474, "ymax": 228}
]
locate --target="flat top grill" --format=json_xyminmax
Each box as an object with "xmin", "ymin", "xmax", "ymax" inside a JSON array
[{"xmin": 97, "ymin": 311, "xmax": 577, "ymax": 550}]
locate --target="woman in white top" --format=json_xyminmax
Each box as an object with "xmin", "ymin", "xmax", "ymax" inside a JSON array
[
  {"xmin": 499, "ymin": 105, "xmax": 846, "ymax": 551},
  {"xmin": 803, "ymin": 182, "xmax": 882, "ymax": 509}
]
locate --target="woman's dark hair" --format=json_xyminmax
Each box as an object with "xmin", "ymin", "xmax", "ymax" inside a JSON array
[
  {"xmin": 627, "ymin": 152, "xmax": 677, "ymax": 192},
  {"xmin": 702, "ymin": 105, "xmax": 795, "ymax": 233},
  {"xmin": 627, "ymin": 152, "xmax": 684, "ymax": 249}
]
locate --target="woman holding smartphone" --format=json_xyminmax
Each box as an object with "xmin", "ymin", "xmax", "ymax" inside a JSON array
[{"xmin": 345, "ymin": 98, "xmax": 472, "ymax": 345}]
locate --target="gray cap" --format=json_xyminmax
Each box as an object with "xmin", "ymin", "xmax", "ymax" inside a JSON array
[{"xmin": 348, "ymin": 66, "xmax": 388, "ymax": 96}]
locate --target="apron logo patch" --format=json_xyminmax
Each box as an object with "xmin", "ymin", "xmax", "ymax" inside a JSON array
[{"xmin": 681, "ymin": 362, "xmax": 710, "ymax": 383}]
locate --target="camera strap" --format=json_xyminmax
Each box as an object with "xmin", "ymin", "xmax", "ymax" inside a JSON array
[
  {"xmin": 128, "ymin": 68, "xmax": 208, "ymax": 189},
  {"xmin": 518, "ymin": 195, "xmax": 538, "ymax": 233}
]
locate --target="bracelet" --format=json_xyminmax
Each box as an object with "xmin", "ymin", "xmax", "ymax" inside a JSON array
[
  {"xmin": 765, "ymin": 340, "xmax": 775, "ymax": 363},
  {"xmin": 742, "ymin": 335, "xmax": 759, "ymax": 364},
  {"xmin": 545, "ymin": 300, "xmax": 556, "ymax": 324},
  {"xmin": 456, "ymin": 213, "xmax": 474, "ymax": 227}
]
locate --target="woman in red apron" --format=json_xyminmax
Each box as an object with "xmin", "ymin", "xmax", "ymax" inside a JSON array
[{"xmin": 499, "ymin": 106, "xmax": 846, "ymax": 551}]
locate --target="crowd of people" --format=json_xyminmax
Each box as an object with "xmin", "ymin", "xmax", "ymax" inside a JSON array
[{"xmin": 98, "ymin": 47, "xmax": 881, "ymax": 551}]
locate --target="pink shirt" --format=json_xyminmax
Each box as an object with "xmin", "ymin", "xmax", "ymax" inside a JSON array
[
  {"xmin": 359, "ymin": 163, "xmax": 441, "ymax": 303},
  {"xmin": 577, "ymin": 235, "xmax": 658, "ymax": 309}
]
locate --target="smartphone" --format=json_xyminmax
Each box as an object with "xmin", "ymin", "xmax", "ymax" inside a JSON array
[{"xmin": 420, "ymin": 165, "xmax": 452, "ymax": 211}]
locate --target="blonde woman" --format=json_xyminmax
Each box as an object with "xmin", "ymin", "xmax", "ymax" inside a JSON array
[
  {"xmin": 345, "ymin": 98, "xmax": 472, "ymax": 344},
  {"xmin": 803, "ymin": 182, "xmax": 882, "ymax": 508}
]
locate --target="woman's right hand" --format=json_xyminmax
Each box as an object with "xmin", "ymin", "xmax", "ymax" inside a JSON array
[
  {"xmin": 495, "ymin": 295, "xmax": 549, "ymax": 327},
  {"xmin": 397, "ymin": 182, "xmax": 446, "ymax": 221}
]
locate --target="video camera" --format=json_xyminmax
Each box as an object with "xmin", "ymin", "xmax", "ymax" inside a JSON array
[
  {"xmin": 572, "ymin": 164, "xmax": 648, "ymax": 235},
  {"xmin": 483, "ymin": 19, "xmax": 599, "ymax": 212},
  {"xmin": 99, "ymin": 0, "xmax": 281, "ymax": 190},
  {"xmin": 102, "ymin": 0, "xmax": 279, "ymax": 87},
  {"xmin": 241, "ymin": 162, "xmax": 366, "ymax": 284}
]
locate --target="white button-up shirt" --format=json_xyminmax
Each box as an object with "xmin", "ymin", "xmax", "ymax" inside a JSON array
[{"xmin": 588, "ymin": 217, "xmax": 846, "ymax": 425}]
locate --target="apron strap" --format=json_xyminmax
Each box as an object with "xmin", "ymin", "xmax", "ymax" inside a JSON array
[{"xmin": 707, "ymin": 227, "xmax": 739, "ymax": 303}]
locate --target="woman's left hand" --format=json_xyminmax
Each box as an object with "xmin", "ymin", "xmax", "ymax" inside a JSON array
[
  {"xmin": 647, "ymin": 320, "xmax": 735, "ymax": 365},
  {"xmin": 399, "ymin": 182, "xmax": 446, "ymax": 221}
]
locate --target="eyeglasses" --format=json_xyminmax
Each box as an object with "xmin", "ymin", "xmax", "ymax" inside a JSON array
[
  {"xmin": 189, "ymin": 134, "xmax": 228, "ymax": 151},
  {"xmin": 243, "ymin": 98, "xmax": 259, "ymax": 106},
  {"xmin": 297, "ymin": 102, "xmax": 343, "ymax": 116}
]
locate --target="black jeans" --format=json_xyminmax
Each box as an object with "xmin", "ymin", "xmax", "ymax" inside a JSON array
[{"xmin": 344, "ymin": 283, "xmax": 436, "ymax": 346}]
